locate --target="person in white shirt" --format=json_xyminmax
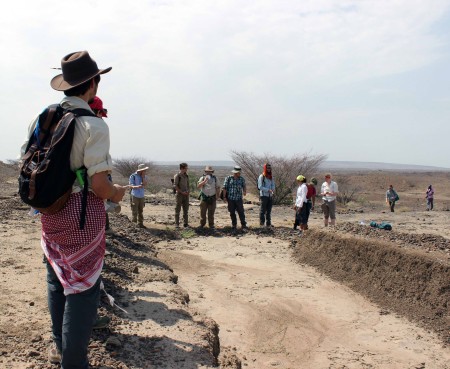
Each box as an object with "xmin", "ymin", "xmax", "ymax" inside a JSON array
[
  {"xmin": 320, "ymin": 173, "xmax": 339, "ymax": 226},
  {"xmin": 294, "ymin": 175, "xmax": 308, "ymax": 233}
]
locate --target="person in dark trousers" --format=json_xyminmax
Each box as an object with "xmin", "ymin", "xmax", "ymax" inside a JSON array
[
  {"xmin": 386, "ymin": 184, "xmax": 398, "ymax": 212},
  {"xmin": 20, "ymin": 51, "xmax": 127, "ymax": 367},
  {"xmin": 258, "ymin": 163, "xmax": 275, "ymax": 227},
  {"xmin": 303, "ymin": 177, "xmax": 317, "ymax": 230},
  {"xmin": 425, "ymin": 185, "xmax": 434, "ymax": 211},
  {"xmin": 222, "ymin": 166, "xmax": 247, "ymax": 230},
  {"xmin": 294, "ymin": 175, "xmax": 308, "ymax": 233}
]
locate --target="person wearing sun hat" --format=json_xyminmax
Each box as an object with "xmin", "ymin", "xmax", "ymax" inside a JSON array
[
  {"xmin": 320, "ymin": 173, "xmax": 339, "ymax": 226},
  {"xmin": 197, "ymin": 165, "xmax": 220, "ymax": 228},
  {"xmin": 21, "ymin": 51, "xmax": 127, "ymax": 367},
  {"xmin": 129, "ymin": 163, "xmax": 149, "ymax": 227},
  {"xmin": 222, "ymin": 166, "xmax": 248, "ymax": 230},
  {"xmin": 294, "ymin": 175, "xmax": 308, "ymax": 233}
]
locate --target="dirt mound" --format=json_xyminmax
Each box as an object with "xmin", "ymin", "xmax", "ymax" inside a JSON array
[{"xmin": 291, "ymin": 228, "xmax": 450, "ymax": 344}]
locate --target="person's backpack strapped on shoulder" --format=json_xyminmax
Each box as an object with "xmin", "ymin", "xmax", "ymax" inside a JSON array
[{"xmin": 18, "ymin": 104, "xmax": 96, "ymax": 228}]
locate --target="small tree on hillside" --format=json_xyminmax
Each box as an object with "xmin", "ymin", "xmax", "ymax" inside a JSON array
[
  {"xmin": 113, "ymin": 157, "xmax": 155, "ymax": 178},
  {"xmin": 230, "ymin": 151, "xmax": 327, "ymax": 205}
]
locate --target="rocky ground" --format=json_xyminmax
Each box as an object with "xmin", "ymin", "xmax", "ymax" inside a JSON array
[{"xmin": 0, "ymin": 162, "xmax": 449, "ymax": 368}]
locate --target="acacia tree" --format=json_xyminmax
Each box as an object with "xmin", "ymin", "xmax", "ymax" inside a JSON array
[
  {"xmin": 113, "ymin": 156, "xmax": 155, "ymax": 178},
  {"xmin": 230, "ymin": 150, "xmax": 327, "ymax": 205}
]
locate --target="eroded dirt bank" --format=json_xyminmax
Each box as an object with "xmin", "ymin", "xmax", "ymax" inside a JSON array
[{"xmin": 291, "ymin": 228, "xmax": 450, "ymax": 345}]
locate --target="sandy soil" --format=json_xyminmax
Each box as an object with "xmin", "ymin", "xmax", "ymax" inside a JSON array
[{"xmin": 0, "ymin": 162, "xmax": 449, "ymax": 369}]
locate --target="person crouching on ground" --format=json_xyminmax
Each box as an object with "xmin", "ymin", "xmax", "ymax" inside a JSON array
[
  {"xmin": 222, "ymin": 166, "xmax": 248, "ymax": 230},
  {"xmin": 320, "ymin": 173, "xmax": 339, "ymax": 226},
  {"xmin": 129, "ymin": 164, "xmax": 148, "ymax": 227},
  {"xmin": 197, "ymin": 165, "xmax": 220, "ymax": 229},
  {"xmin": 258, "ymin": 163, "xmax": 275, "ymax": 227},
  {"xmin": 294, "ymin": 175, "xmax": 308, "ymax": 233}
]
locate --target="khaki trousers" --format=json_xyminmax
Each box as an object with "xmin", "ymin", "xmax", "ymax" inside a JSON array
[
  {"xmin": 175, "ymin": 194, "xmax": 189, "ymax": 226},
  {"xmin": 199, "ymin": 199, "xmax": 216, "ymax": 227},
  {"xmin": 131, "ymin": 196, "xmax": 145, "ymax": 225}
]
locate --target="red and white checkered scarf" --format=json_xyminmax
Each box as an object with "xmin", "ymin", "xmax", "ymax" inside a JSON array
[{"xmin": 41, "ymin": 191, "xmax": 106, "ymax": 295}]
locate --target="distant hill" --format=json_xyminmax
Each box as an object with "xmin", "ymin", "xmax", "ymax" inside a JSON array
[{"xmin": 154, "ymin": 160, "xmax": 449, "ymax": 171}]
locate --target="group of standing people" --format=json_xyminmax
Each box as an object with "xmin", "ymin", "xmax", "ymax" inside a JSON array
[{"xmin": 294, "ymin": 173, "xmax": 339, "ymax": 232}]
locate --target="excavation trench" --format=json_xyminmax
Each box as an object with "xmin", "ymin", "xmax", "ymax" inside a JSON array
[{"xmin": 159, "ymin": 229, "xmax": 450, "ymax": 369}]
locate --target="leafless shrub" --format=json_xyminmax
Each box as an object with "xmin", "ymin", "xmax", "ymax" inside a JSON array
[
  {"xmin": 113, "ymin": 157, "xmax": 155, "ymax": 178},
  {"xmin": 230, "ymin": 150, "xmax": 327, "ymax": 205},
  {"xmin": 334, "ymin": 175, "xmax": 362, "ymax": 205}
]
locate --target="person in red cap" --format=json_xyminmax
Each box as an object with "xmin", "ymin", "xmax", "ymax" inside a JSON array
[{"xmin": 20, "ymin": 51, "xmax": 127, "ymax": 367}]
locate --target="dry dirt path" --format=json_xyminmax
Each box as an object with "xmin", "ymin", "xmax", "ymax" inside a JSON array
[{"xmin": 159, "ymin": 234, "xmax": 450, "ymax": 369}]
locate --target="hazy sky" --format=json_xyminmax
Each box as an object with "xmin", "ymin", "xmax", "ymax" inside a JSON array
[{"xmin": 2, "ymin": 0, "xmax": 450, "ymax": 168}]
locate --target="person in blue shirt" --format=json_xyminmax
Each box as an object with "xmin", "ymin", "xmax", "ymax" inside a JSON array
[
  {"xmin": 222, "ymin": 166, "xmax": 247, "ymax": 230},
  {"xmin": 129, "ymin": 164, "xmax": 148, "ymax": 227},
  {"xmin": 258, "ymin": 163, "xmax": 275, "ymax": 227}
]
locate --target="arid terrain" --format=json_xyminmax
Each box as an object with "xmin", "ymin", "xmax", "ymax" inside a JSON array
[{"xmin": 0, "ymin": 162, "xmax": 449, "ymax": 369}]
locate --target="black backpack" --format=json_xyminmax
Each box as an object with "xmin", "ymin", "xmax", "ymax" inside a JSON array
[{"xmin": 19, "ymin": 104, "xmax": 96, "ymax": 228}]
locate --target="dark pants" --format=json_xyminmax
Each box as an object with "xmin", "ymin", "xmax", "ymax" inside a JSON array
[
  {"xmin": 259, "ymin": 196, "xmax": 273, "ymax": 226},
  {"xmin": 46, "ymin": 261, "xmax": 100, "ymax": 369},
  {"xmin": 389, "ymin": 200, "xmax": 395, "ymax": 212},
  {"xmin": 227, "ymin": 199, "xmax": 246, "ymax": 228},
  {"xmin": 304, "ymin": 200, "xmax": 312, "ymax": 224},
  {"xmin": 295, "ymin": 204, "xmax": 309, "ymax": 226}
]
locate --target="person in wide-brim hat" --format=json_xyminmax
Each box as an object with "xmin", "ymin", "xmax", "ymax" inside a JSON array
[
  {"xmin": 137, "ymin": 164, "xmax": 149, "ymax": 172},
  {"xmin": 231, "ymin": 166, "xmax": 241, "ymax": 174},
  {"xmin": 51, "ymin": 51, "xmax": 112, "ymax": 91},
  {"xmin": 204, "ymin": 165, "xmax": 214, "ymax": 172}
]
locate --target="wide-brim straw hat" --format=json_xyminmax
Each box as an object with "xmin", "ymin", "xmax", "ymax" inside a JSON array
[
  {"xmin": 231, "ymin": 166, "xmax": 242, "ymax": 174},
  {"xmin": 137, "ymin": 164, "xmax": 149, "ymax": 171},
  {"xmin": 50, "ymin": 51, "xmax": 112, "ymax": 91},
  {"xmin": 204, "ymin": 165, "xmax": 214, "ymax": 172}
]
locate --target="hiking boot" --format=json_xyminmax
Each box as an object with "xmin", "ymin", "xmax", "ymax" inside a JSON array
[
  {"xmin": 293, "ymin": 223, "xmax": 297, "ymax": 230},
  {"xmin": 241, "ymin": 224, "xmax": 248, "ymax": 230},
  {"xmin": 183, "ymin": 224, "xmax": 189, "ymax": 228},
  {"xmin": 48, "ymin": 342, "xmax": 61, "ymax": 364},
  {"xmin": 138, "ymin": 224, "xmax": 146, "ymax": 228},
  {"xmin": 93, "ymin": 315, "xmax": 111, "ymax": 330}
]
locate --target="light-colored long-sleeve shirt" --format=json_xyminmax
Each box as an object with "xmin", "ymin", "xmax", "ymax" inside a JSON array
[
  {"xmin": 295, "ymin": 183, "xmax": 308, "ymax": 208},
  {"xmin": 258, "ymin": 175, "xmax": 275, "ymax": 197}
]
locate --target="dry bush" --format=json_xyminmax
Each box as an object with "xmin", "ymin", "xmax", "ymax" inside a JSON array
[
  {"xmin": 113, "ymin": 157, "xmax": 155, "ymax": 178},
  {"xmin": 334, "ymin": 175, "xmax": 362, "ymax": 205},
  {"xmin": 230, "ymin": 150, "xmax": 327, "ymax": 205}
]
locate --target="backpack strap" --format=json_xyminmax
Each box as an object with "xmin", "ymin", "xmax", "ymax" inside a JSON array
[
  {"xmin": 66, "ymin": 108, "xmax": 97, "ymax": 230},
  {"xmin": 79, "ymin": 167, "xmax": 89, "ymax": 230}
]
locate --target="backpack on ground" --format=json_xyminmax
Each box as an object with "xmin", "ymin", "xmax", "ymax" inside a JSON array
[{"xmin": 18, "ymin": 104, "xmax": 96, "ymax": 228}]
